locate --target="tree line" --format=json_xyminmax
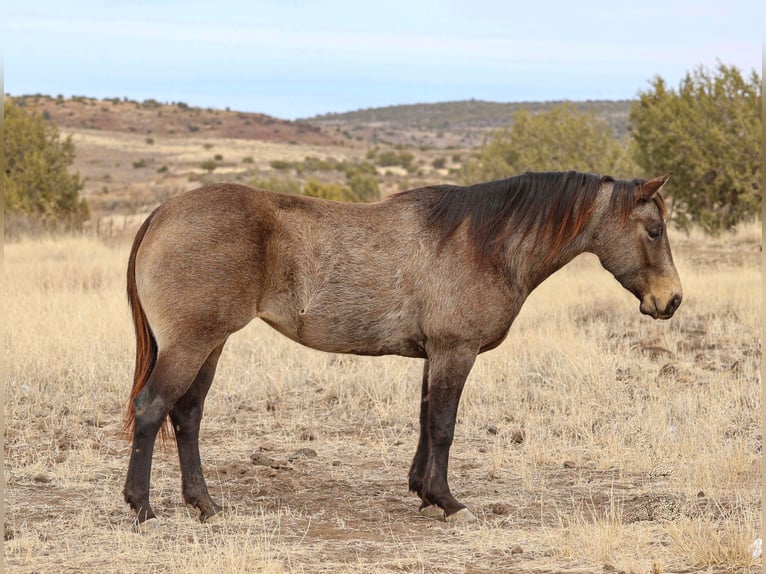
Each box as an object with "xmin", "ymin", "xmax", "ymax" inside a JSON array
[
  {"xmin": 462, "ymin": 64, "xmax": 761, "ymax": 233},
  {"xmin": 4, "ymin": 63, "xmax": 761, "ymax": 235}
]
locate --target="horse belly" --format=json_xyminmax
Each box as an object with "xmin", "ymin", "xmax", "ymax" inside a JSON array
[{"xmin": 259, "ymin": 299, "xmax": 424, "ymax": 358}]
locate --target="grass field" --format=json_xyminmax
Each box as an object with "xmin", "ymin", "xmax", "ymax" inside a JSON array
[{"xmin": 3, "ymin": 222, "xmax": 761, "ymax": 573}]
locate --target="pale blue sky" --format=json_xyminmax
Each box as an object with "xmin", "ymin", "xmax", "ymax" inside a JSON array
[{"xmin": 4, "ymin": 1, "xmax": 762, "ymax": 119}]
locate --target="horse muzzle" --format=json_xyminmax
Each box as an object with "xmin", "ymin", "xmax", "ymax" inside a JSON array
[{"xmin": 640, "ymin": 292, "xmax": 683, "ymax": 319}]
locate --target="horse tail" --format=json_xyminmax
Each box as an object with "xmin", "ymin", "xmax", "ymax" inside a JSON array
[{"xmin": 123, "ymin": 210, "xmax": 170, "ymax": 441}]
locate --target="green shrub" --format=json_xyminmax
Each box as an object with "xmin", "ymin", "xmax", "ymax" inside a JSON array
[
  {"xmin": 347, "ymin": 173, "xmax": 380, "ymax": 202},
  {"xmin": 460, "ymin": 102, "xmax": 636, "ymax": 183},
  {"xmin": 200, "ymin": 159, "xmax": 217, "ymax": 172},
  {"xmin": 302, "ymin": 179, "xmax": 357, "ymax": 202},
  {"xmin": 4, "ymin": 98, "xmax": 88, "ymax": 232},
  {"xmin": 630, "ymin": 64, "xmax": 762, "ymax": 232},
  {"xmin": 270, "ymin": 160, "xmax": 292, "ymax": 171},
  {"xmin": 250, "ymin": 176, "xmax": 301, "ymax": 195},
  {"xmin": 377, "ymin": 151, "xmax": 400, "ymax": 167}
]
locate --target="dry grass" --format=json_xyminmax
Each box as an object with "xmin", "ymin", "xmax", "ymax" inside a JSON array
[{"xmin": 3, "ymin": 224, "xmax": 761, "ymax": 573}]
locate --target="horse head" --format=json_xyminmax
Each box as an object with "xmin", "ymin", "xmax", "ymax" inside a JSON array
[{"xmin": 594, "ymin": 174, "xmax": 682, "ymax": 319}]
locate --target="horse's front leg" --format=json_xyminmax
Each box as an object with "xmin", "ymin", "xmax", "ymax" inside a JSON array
[
  {"xmin": 415, "ymin": 344, "xmax": 477, "ymax": 522},
  {"xmin": 408, "ymin": 360, "xmax": 430, "ymax": 504}
]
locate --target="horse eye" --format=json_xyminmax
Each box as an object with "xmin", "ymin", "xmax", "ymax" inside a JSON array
[{"xmin": 647, "ymin": 227, "xmax": 663, "ymax": 240}]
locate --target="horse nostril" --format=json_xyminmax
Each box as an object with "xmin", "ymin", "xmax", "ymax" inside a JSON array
[{"xmin": 668, "ymin": 293, "xmax": 682, "ymax": 314}]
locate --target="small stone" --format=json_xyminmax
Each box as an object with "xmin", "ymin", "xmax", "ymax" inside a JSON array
[
  {"xmin": 290, "ymin": 448, "xmax": 317, "ymax": 460},
  {"xmin": 445, "ymin": 508, "xmax": 476, "ymax": 523},
  {"xmin": 591, "ymin": 492, "xmax": 610, "ymax": 505},
  {"xmin": 510, "ymin": 430, "xmax": 525, "ymax": 444},
  {"xmin": 491, "ymin": 502, "xmax": 512, "ymax": 515},
  {"xmin": 420, "ymin": 505, "xmax": 445, "ymax": 520},
  {"xmin": 133, "ymin": 517, "xmax": 161, "ymax": 533},
  {"xmin": 250, "ymin": 452, "xmax": 284, "ymax": 469}
]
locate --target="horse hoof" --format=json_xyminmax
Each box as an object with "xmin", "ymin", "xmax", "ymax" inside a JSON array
[
  {"xmin": 419, "ymin": 505, "xmax": 446, "ymax": 521},
  {"xmin": 133, "ymin": 517, "xmax": 160, "ymax": 533},
  {"xmin": 202, "ymin": 508, "xmax": 228, "ymax": 524},
  {"xmin": 446, "ymin": 508, "xmax": 476, "ymax": 523}
]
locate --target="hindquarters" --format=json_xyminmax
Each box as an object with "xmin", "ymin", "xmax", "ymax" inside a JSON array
[
  {"xmin": 124, "ymin": 185, "xmax": 277, "ymax": 435},
  {"xmin": 138, "ymin": 185, "xmax": 274, "ymax": 343}
]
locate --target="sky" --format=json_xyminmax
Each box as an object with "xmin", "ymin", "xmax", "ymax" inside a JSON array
[{"xmin": 4, "ymin": 1, "xmax": 763, "ymax": 119}]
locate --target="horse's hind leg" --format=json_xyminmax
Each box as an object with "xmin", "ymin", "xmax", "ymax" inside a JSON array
[
  {"xmin": 123, "ymin": 345, "xmax": 212, "ymax": 525},
  {"xmin": 170, "ymin": 342, "xmax": 226, "ymax": 522}
]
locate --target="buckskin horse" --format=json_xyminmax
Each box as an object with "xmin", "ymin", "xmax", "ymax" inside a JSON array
[{"xmin": 123, "ymin": 170, "xmax": 682, "ymax": 527}]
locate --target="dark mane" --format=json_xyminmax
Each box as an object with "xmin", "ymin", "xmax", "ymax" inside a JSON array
[{"xmin": 393, "ymin": 171, "xmax": 650, "ymax": 262}]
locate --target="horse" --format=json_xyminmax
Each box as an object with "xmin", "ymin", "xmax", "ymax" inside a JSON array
[{"xmin": 122, "ymin": 170, "xmax": 682, "ymax": 527}]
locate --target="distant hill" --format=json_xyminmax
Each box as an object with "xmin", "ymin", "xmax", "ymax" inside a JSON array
[
  {"xmin": 9, "ymin": 94, "xmax": 338, "ymax": 146},
  {"xmin": 309, "ymin": 99, "xmax": 631, "ymax": 130},
  {"xmin": 9, "ymin": 94, "xmax": 633, "ymax": 151},
  {"xmin": 307, "ymin": 99, "xmax": 632, "ymax": 148}
]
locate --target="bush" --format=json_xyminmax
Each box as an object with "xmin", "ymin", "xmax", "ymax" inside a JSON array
[
  {"xmin": 377, "ymin": 150, "xmax": 414, "ymax": 169},
  {"xmin": 630, "ymin": 64, "xmax": 762, "ymax": 233},
  {"xmin": 343, "ymin": 161, "xmax": 377, "ymax": 178},
  {"xmin": 200, "ymin": 159, "xmax": 217, "ymax": 172},
  {"xmin": 461, "ymin": 102, "xmax": 636, "ymax": 184},
  {"xmin": 301, "ymin": 156, "xmax": 335, "ymax": 172},
  {"xmin": 347, "ymin": 173, "xmax": 380, "ymax": 202},
  {"xmin": 250, "ymin": 176, "xmax": 301, "ymax": 195},
  {"xmin": 377, "ymin": 151, "xmax": 400, "ymax": 167},
  {"xmin": 302, "ymin": 179, "xmax": 357, "ymax": 202},
  {"xmin": 270, "ymin": 160, "xmax": 292, "ymax": 171},
  {"xmin": 4, "ymin": 98, "xmax": 88, "ymax": 233}
]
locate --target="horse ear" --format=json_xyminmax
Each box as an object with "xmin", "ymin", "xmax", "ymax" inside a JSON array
[{"xmin": 637, "ymin": 173, "xmax": 671, "ymax": 201}]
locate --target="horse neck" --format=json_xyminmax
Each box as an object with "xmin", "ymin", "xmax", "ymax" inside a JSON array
[
  {"xmin": 503, "ymin": 188, "xmax": 609, "ymax": 293},
  {"xmin": 507, "ymin": 232, "xmax": 588, "ymax": 293}
]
